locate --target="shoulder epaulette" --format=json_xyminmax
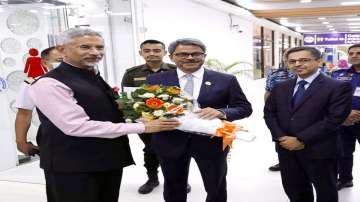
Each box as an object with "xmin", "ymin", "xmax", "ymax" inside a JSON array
[
  {"xmin": 24, "ymin": 77, "xmax": 35, "ymax": 84},
  {"xmin": 125, "ymin": 65, "xmax": 143, "ymax": 73}
]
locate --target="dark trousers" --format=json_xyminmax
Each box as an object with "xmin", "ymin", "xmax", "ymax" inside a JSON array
[
  {"xmin": 44, "ymin": 169, "xmax": 123, "ymax": 202},
  {"xmin": 338, "ymin": 124, "xmax": 360, "ymax": 183},
  {"xmin": 139, "ymin": 133, "xmax": 160, "ymax": 175},
  {"xmin": 159, "ymin": 153, "xmax": 227, "ymax": 202},
  {"xmin": 278, "ymin": 153, "xmax": 338, "ymax": 202}
]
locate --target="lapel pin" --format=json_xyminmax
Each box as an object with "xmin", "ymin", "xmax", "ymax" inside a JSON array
[{"xmin": 205, "ymin": 81, "xmax": 211, "ymax": 86}]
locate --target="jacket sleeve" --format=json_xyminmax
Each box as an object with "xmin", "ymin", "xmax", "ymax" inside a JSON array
[
  {"xmin": 263, "ymin": 85, "xmax": 286, "ymax": 141},
  {"xmin": 219, "ymin": 76, "xmax": 252, "ymax": 121}
]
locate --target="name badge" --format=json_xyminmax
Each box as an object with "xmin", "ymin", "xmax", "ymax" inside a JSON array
[
  {"xmin": 134, "ymin": 77, "xmax": 146, "ymax": 81},
  {"xmin": 354, "ymin": 87, "xmax": 360, "ymax": 97}
]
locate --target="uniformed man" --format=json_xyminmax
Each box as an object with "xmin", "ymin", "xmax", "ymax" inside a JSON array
[
  {"xmin": 15, "ymin": 46, "xmax": 63, "ymax": 156},
  {"xmin": 15, "ymin": 46, "xmax": 62, "ymax": 202},
  {"xmin": 122, "ymin": 39, "xmax": 191, "ymax": 194},
  {"xmin": 332, "ymin": 43, "xmax": 360, "ymax": 190}
]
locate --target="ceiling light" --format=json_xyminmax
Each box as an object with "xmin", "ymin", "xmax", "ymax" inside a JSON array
[
  {"xmin": 331, "ymin": 31, "xmax": 338, "ymax": 33},
  {"xmin": 280, "ymin": 17, "xmax": 288, "ymax": 20},
  {"xmin": 329, "ymin": 28, "xmax": 335, "ymax": 31},
  {"xmin": 300, "ymin": 0, "xmax": 312, "ymax": 3},
  {"xmin": 341, "ymin": 2, "xmax": 360, "ymax": 6},
  {"xmin": 326, "ymin": 25, "xmax": 334, "ymax": 28},
  {"xmin": 318, "ymin": 17, "xmax": 326, "ymax": 20},
  {"xmin": 350, "ymin": 29, "xmax": 360, "ymax": 32},
  {"xmin": 346, "ymin": 18, "xmax": 360, "ymax": 21},
  {"xmin": 349, "ymin": 26, "xmax": 360, "ymax": 29},
  {"xmin": 322, "ymin": 22, "xmax": 329, "ymax": 24},
  {"xmin": 348, "ymin": 22, "xmax": 360, "ymax": 25},
  {"xmin": 29, "ymin": 9, "xmax": 38, "ymax": 13}
]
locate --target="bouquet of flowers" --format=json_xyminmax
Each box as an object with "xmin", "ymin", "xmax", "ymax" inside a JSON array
[
  {"xmin": 116, "ymin": 85, "xmax": 193, "ymax": 122},
  {"xmin": 116, "ymin": 85, "xmax": 254, "ymax": 150}
]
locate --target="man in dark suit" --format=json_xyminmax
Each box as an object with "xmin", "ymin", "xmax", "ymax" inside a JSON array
[
  {"xmin": 146, "ymin": 38, "xmax": 252, "ymax": 202},
  {"xmin": 264, "ymin": 46, "xmax": 352, "ymax": 202}
]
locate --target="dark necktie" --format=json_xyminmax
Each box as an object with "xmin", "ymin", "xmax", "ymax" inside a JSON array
[{"xmin": 292, "ymin": 80, "xmax": 308, "ymax": 107}]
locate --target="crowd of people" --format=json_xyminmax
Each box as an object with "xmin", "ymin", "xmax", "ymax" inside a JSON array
[{"xmin": 14, "ymin": 27, "xmax": 359, "ymax": 202}]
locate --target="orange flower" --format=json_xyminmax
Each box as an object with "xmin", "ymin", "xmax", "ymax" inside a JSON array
[
  {"xmin": 167, "ymin": 86, "xmax": 181, "ymax": 95},
  {"xmin": 143, "ymin": 85, "xmax": 160, "ymax": 91},
  {"xmin": 145, "ymin": 98, "xmax": 164, "ymax": 109},
  {"xmin": 166, "ymin": 104, "xmax": 184, "ymax": 115}
]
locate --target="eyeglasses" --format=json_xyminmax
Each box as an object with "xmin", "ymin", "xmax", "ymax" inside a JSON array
[
  {"xmin": 173, "ymin": 52, "xmax": 205, "ymax": 59},
  {"xmin": 287, "ymin": 58, "xmax": 315, "ymax": 65}
]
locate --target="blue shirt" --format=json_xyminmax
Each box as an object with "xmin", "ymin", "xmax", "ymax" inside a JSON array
[
  {"xmin": 331, "ymin": 66, "xmax": 360, "ymax": 110},
  {"xmin": 265, "ymin": 68, "xmax": 296, "ymax": 91}
]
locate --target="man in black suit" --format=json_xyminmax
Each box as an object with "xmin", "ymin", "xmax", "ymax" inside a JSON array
[
  {"xmin": 264, "ymin": 46, "xmax": 352, "ymax": 202},
  {"xmin": 146, "ymin": 38, "xmax": 252, "ymax": 202}
]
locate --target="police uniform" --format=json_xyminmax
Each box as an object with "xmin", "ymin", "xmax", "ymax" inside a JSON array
[
  {"xmin": 332, "ymin": 66, "xmax": 360, "ymax": 185},
  {"xmin": 15, "ymin": 78, "xmax": 36, "ymax": 110},
  {"xmin": 121, "ymin": 63, "xmax": 176, "ymax": 178},
  {"xmin": 265, "ymin": 68, "xmax": 296, "ymax": 92}
]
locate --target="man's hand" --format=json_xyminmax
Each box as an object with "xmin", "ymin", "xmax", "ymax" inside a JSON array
[
  {"xmin": 278, "ymin": 136, "xmax": 304, "ymax": 151},
  {"xmin": 194, "ymin": 107, "xmax": 225, "ymax": 120},
  {"xmin": 16, "ymin": 141, "xmax": 39, "ymax": 156},
  {"xmin": 144, "ymin": 119, "xmax": 181, "ymax": 133},
  {"xmin": 343, "ymin": 110, "xmax": 360, "ymax": 126}
]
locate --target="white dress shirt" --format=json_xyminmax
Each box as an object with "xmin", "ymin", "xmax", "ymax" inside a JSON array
[
  {"xmin": 293, "ymin": 70, "xmax": 320, "ymax": 95},
  {"xmin": 177, "ymin": 67, "xmax": 204, "ymax": 100}
]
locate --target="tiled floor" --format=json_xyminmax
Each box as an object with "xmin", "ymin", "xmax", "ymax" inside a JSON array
[{"xmin": 0, "ymin": 79, "xmax": 359, "ymax": 202}]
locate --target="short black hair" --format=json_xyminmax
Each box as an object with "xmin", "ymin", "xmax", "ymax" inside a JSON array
[
  {"xmin": 284, "ymin": 46, "xmax": 321, "ymax": 61},
  {"xmin": 168, "ymin": 38, "xmax": 206, "ymax": 55},
  {"xmin": 41, "ymin": 47, "xmax": 56, "ymax": 59},
  {"xmin": 140, "ymin": 39, "xmax": 165, "ymax": 49},
  {"xmin": 348, "ymin": 44, "xmax": 360, "ymax": 52}
]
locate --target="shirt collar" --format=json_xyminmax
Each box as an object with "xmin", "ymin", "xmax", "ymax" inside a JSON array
[
  {"xmin": 296, "ymin": 69, "xmax": 320, "ymax": 85},
  {"xmin": 177, "ymin": 67, "xmax": 204, "ymax": 79}
]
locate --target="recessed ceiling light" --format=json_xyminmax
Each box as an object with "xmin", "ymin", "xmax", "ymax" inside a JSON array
[
  {"xmin": 341, "ymin": 2, "xmax": 360, "ymax": 6},
  {"xmin": 300, "ymin": 0, "xmax": 312, "ymax": 3},
  {"xmin": 327, "ymin": 25, "xmax": 334, "ymax": 28},
  {"xmin": 331, "ymin": 31, "xmax": 338, "ymax": 33},
  {"xmin": 329, "ymin": 28, "xmax": 335, "ymax": 31},
  {"xmin": 280, "ymin": 17, "xmax": 288, "ymax": 20},
  {"xmin": 350, "ymin": 29, "xmax": 360, "ymax": 32},
  {"xmin": 318, "ymin": 17, "xmax": 326, "ymax": 20},
  {"xmin": 349, "ymin": 26, "xmax": 360, "ymax": 29},
  {"xmin": 322, "ymin": 22, "xmax": 330, "ymax": 24},
  {"xmin": 349, "ymin": 22, "xmax": 360, "ymax": 25},
  {"xmin": 346, "ymin": 18, "xmax": 360, "ymax": 21}
]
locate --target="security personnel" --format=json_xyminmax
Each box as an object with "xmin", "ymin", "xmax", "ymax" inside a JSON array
[
  {"xmin": 122, "ymin": 39, "xmax": 192, "ymax": 194},
  {"xmin": 332, "ymin": 43, "xmax": 360, "ymax": 190}
]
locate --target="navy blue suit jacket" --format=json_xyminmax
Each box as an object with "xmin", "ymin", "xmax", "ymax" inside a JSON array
[
  {"xmin": 264, "ymin": 73, "xmax": 353, "ymax": 158},
  {"xmin": 146, "ymin": 68, "xmax": 252, "ymax": 158}
]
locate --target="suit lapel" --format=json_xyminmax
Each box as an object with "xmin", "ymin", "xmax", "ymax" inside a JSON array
[
  {"xmin": 292, "ymin": 74, "xmax": 325, "ymax": 112},
  {"xmin": 198, "ymin": 69, "xmax": 212, "ymax": 103},
  {"xmin": 287, "ymin": 79, "xmax": 297, "ymax": 112}
]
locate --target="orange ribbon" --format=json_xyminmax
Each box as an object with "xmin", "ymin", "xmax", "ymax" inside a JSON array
[{"xmin": 215, "ymin": 121, "xmax": 247, "ymax": 151}]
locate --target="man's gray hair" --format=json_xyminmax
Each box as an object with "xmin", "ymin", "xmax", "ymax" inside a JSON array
[
  {"xmin": 168, "ymin": 38, "xmax": 206, "ymax": 54},
  {"xmin": 58, "ymin": 28, "xmax": 103, "ymax": 45}
]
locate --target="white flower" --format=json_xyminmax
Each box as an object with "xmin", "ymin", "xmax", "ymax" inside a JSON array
[
  {"xmin": 163, "ymin": 102, "xmax": 172, "ymax": 108},
  {"xmin": 157, "ymin": 94, "xmax": 170, "ymax": 100},
  {"xmin": 172, "ymin": 97, "xmax": 184, "ymax": 104},
  {"xmin": 133, "ymin": 102, "xmax": 144, "ymax": 109},
  {"xmin": 138, "ymin": 93, "xmax": 155, "ymax": 98},
  {"xmin": 153, "ymin": 110, "xmax": 165, "ymax": 117}
]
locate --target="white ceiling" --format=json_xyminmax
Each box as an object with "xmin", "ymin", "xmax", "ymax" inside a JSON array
[{"xmin": 228, "ymin": 0, "xmax": 360, "ymax": 33}]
